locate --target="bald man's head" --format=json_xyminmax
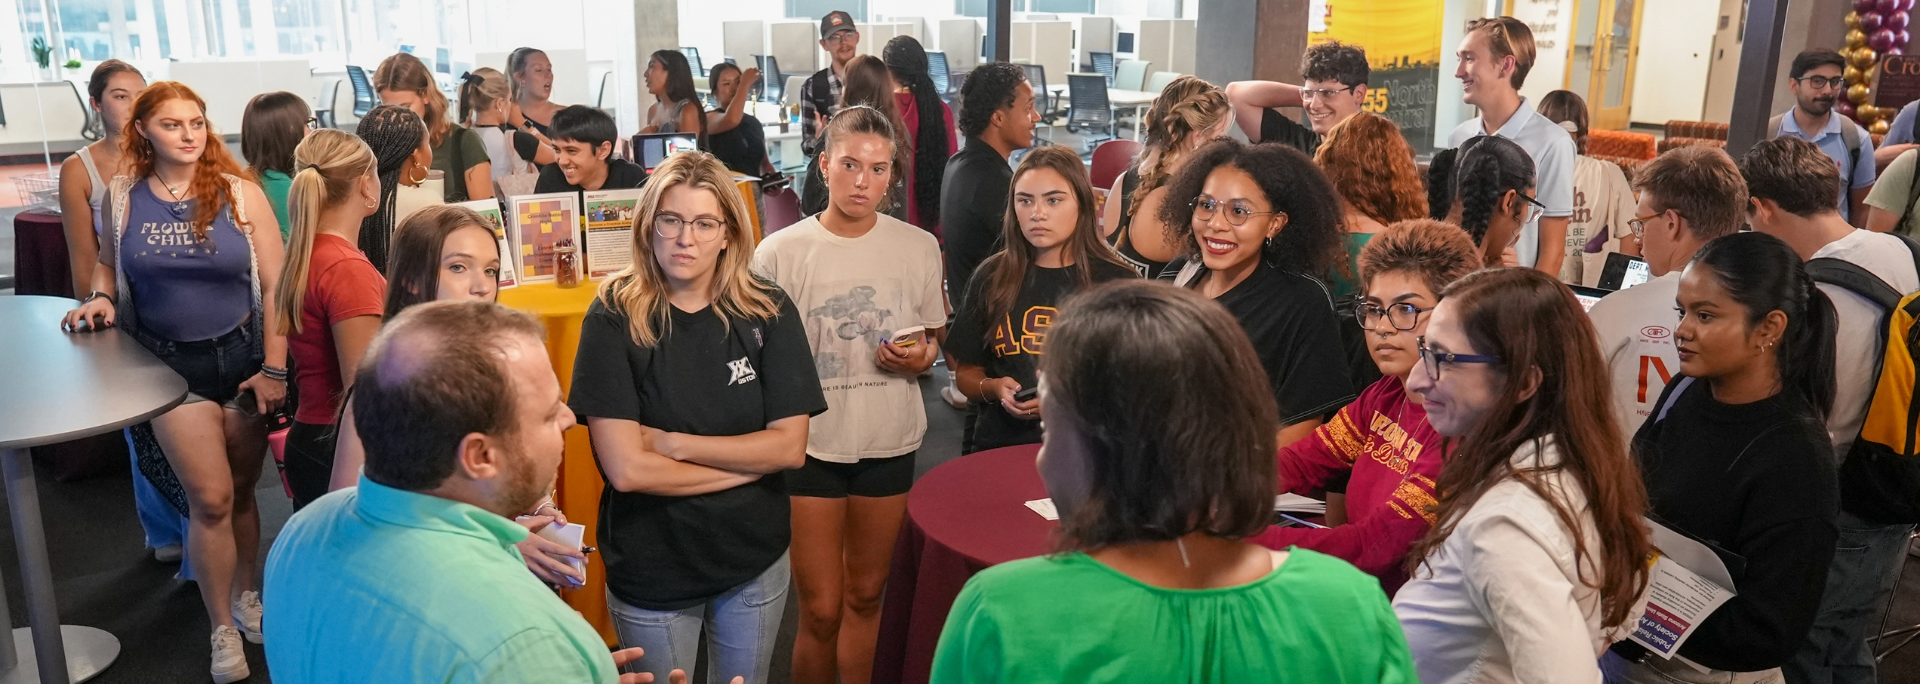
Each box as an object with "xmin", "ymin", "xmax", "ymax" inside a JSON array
[{"xmin": 353, "ymin": 301, "xmax": 545, "ymax": 492}]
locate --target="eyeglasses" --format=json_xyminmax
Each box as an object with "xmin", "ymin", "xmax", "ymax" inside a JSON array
[
  {"xmin": 654, "ymin": 213, "xmax": 727, "ymax": 241},
  {"xmin": 1356, "ymin": 302, "xmax": 1431, "ymax": 332},
  {"xmin": 824, "ymin": 31, "xmax": 859, "ymax": 45},
  {"xmin": 1627, "ymin": 210, "xmax": 1668, "ymax": 238},
  {"xmin": 1516, "ymin": 192, "xmax": 1546, "ymax": 225},
  {"xmin": 1192, "ymin": 196, "xmax": 1282, "ymax": 227},
  {"xmin": 1796, "ymin": 76, "xmax": 1846, "ymax": 90},
  {"xmin": 1417, "ymin": 335, "xmax": 1502, "ymax": 381},
  {"xmin": 1300, "ymin": 86, "xmax": 1355, "ymax": 101},
  {"xmin": 305, "ymin": 116, "xmax": 319, "ymax": 131}
]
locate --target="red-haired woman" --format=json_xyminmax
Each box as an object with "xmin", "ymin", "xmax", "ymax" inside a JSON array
[{"xmin": 61, "ymin": 81, "xmax": 285, "ymax": 684}]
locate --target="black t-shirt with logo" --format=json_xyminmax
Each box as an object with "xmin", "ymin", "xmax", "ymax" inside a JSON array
[
  {"xmin": 1162, "ymin": 257, "xmax": 1356, "ymax": 425},
  {"xmin": 949, "ymin": 260, "xmax": 1138, "ymax": 452},
  {"xmin": 1260, "ymin": 108, "xmax": 1323, "ymax": 157},
  {"xmin": 569, "ymin": 288, "xmax": 826, "ymax": 610}
]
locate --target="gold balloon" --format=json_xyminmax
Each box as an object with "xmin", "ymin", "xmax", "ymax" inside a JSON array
[
  {"xmin": 1874, "ymin": 119, "xmax": 1892, "ymax": 135},
  {"xmin": 1851, "ymin": 83, "xmax": 1873, "ymax": 104},
  {"xmin": 1848, "ymin": 65, "xmax": 1869, "ymax": 84},
  {"xmin": 1862, "ymin": 104, "xmax": 1881, "ymax": 119},
  {"xmin": 1853, "ymin": 47, "xmax": 1880, "ymax": 69},
  {"xmin": 1850, "ymin": 11, "xmax": 1863, "ymax": 30},
  {"xmin": 1850, "ymin": 28, "xmax": 1870, "ymax": 49}
]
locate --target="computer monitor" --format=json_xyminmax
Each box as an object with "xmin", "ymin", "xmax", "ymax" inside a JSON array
[
  {"xmin": 630, "ymin": 132, "xmax": 700, "ymax": 172},
  {"xmin": 1116, "ymin": 32, "xmax": 1135, "ymax": 54},
  {"xmin": 1595, "ymin": 252, "xmax": 1652, "ymax": 291}
]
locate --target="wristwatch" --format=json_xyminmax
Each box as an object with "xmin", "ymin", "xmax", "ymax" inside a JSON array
[{"xmin": 83, "ymin": 291, "xmax": 114, "ymax": 306}]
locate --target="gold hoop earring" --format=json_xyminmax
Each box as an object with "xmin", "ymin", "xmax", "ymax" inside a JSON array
[{"xmin": 406, "ymin": 164, "xmax": 428, "ymax": 185}]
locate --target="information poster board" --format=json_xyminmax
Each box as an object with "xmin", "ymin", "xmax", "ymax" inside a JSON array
[
  {"xmin": 509, "ymin": 192, "xmax": 581, "ymax": 285},
  {"xmin": 583, "ymin": 188, "xmax": 643, "ymax": 280},
  {"xmin": 1876, "ymin": 55, "xmax": 1920, "ymax": 112},
  {"xmin": 1310, "ymin": 0, "xmax": 1446, "ymax": 154}
]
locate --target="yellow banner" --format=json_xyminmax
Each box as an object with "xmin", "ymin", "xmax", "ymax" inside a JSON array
[{"xmin": 1310, "ymin": 0, "xmax": 1445, "ymax": 68}]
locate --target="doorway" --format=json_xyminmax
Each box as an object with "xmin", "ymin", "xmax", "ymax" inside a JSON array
[{"xmin": 1565, "ymin": 0, "xmax": 1646, "ymax": 129}]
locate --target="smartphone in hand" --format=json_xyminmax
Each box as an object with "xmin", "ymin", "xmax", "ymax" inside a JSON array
[{"xmin": 889, "ymin": 326, "xmax": 926, "ymax": 349}]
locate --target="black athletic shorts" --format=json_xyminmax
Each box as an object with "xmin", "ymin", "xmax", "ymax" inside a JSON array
[{"xmin": 784, "ymin": 452, "xmax": 916, "ymax": 498}]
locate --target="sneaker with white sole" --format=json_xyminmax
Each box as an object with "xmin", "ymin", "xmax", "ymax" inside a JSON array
[
  {"xmin": 231, "ymin": 591, "xmax": 264, "ymax": 644},
  {"xmin": 940, "ymin": 384, "xmax": 969, "ymax": 410},
  {"xmin": 209, "ymin": 625, "xmax": 249, "ymax": 683}
]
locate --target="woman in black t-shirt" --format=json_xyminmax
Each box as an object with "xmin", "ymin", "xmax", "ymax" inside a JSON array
[
  {"xmin": 1157, "ymin": 139, "xmax": 1355, "ymax": 447},
  {"xmin": 703, "ymin": 62, "xmax": 775, "ymax": 175},
  {"xmin": 570, "ymin": 151, "xmax": 826, "ymax": 684},
  {"xmin": 951, "ymin": 147, "xmax": 1137, "ymax": 453}
]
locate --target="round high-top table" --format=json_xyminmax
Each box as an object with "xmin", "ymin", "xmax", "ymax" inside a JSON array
[{"xmin": 0, "ymin": 296, "xmax": 187, "ymax": 683}]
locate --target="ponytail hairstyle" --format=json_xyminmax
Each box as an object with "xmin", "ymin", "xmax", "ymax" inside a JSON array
[
  {"xmin": 507, "ymin": 47, "xmax": 547, "ymax": 104},
  {"xmin": 818, "ymin": 105, "xmax": 902, "ymax": 213},
  {"xmin": 276, "ymin": 129, "xmax": 377, "ymax": 335},
  {"xmin": 354, "ymin": 105, "xmax": 429, "ymax": 273},
  {"xmin": 241, "ymin": 91, "xmax": 311, "ymax": 181},
  {"xmin": 1536, "ymin": 90, "xmax": 1590, "ymax": 155},
  {"xmin": 1129, "ymin": 75, "xmax": 1229, "ymax": 222},
  {"xmin": 1688, "ymin": 231, "xmax": 1839, "ymax": 423},
  {"xmin": 649, "ymin": 50, "xmax": 707, "ymax": 146},
  {"xmin": 1405, "ymin": 267, "xmax": 1652, "ymax": 632},
  {"xmin": 374, "ymin": 52, "xmax": 453, "ymax": 149},
  {"xmin": 1426, "ymin": 147, "xmax": 1458, "ymax": 220},
  {"xmin": 123, "ymin": 81, "xmax": 249, "ymax": 244},
  {"xmin": 883, "ymin": 35, "xmax": 950, "ymax": 230},
  {"xmin": 1452, "ymin": 134, "xmax": 1534, "ymax": 260},
  {"xmin": 975, "ymin": 146, "xmax": 1136, "ymax": 331},
  {"xmin": 458, "ymin": 68, "xmax": 511, "ymax": 126}
]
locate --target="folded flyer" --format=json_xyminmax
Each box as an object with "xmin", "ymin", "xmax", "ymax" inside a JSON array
[{"xmin": 1627, "ymin": 519, "xmax": 1737, "ymax": 663}]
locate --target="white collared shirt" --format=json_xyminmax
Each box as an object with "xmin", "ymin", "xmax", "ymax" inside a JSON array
[{"xmin": 1448, "ymin": 98, "xmax": 1578, "ymax": 269}]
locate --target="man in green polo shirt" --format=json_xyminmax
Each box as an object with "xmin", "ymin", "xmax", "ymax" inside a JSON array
[{"xmin": 263, "ymin": 301, "xmax": 640, "ymax": 683}]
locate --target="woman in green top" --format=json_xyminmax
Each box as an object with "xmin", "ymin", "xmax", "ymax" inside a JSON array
[
  {"xmin": 241, "ymin": 91, "xmax": 313, "ymax": 238},
  {"xmin": 375, "ymin": 52, "xmax": 493, "ymax": 202},
  {"xmin": 931, "ymin": 280, "xmax": 1416, "ymax": 684}
]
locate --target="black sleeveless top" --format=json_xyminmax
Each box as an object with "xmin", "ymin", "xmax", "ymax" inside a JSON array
[{"xmin": 1106, "ymin": 169, "xmax": 1171, "ymax": 279}]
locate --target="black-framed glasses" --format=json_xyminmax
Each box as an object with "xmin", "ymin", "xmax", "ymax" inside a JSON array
[
  {"xmin": 1192, "ymin": 196, "xmax": 1282, "ymax": 227},
  {"xmin": 1300, "ymin": 85, "xmax": 1355, "ymax": 101},
  {"xmin": 654, "ymin": 213, "xmax": 727, "ymax": 242},
  {"xmin": 1357, "ymin": 302, "xmax": 1431, "ymax": 331},
  {"xmin": 1516, "ymin": 192, "xmax": 1546, "ymax": 225},
  {"xmin": 305, "ymin": 116, "xmax": 319, "ymax": 130},
  {"xmin": 1796, "ymin": 75, "xmax": 1846, "ymax": 90},
  {"xmin": 1417, "ymin": 335, "xmax": 1502, "ymax": 381},
  {"xmin": 1627, "ymin": 210, "xmax": 1667, "ymax": 238}
]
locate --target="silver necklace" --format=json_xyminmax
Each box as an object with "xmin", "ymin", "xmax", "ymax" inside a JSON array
[{"xmin": 156, "ymin": 173, "xmax": 189, "ymax": 214}]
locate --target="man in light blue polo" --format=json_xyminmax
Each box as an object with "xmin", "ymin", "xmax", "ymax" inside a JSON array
[
  {"xmin": 1446, "ymin": 16, "xmax": 1577, "ymax": 276},
  {"xmin": 263, "ymin": 301, "xmax": 646, "ymax": 684},
  {"xmin": 1774, "ymin": 48, "xmax": 1877, "ymax": 228}
]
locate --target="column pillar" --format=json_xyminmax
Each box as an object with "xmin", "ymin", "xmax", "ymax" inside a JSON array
[
  {"xmin": 1728, "ymin": 0, "xmax": 1791, "ymax": 157},
  {"xmin": 1195, "ymin": 0, "xmax": 1307, "ymax": 87},
  {"xmin": 615, "ymin": 0, "xmax": 675, "ymax": 136}
]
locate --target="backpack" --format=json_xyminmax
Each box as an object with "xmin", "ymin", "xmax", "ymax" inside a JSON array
[
  {"xmin": 1769, "ymin": 113, "xmax": 1864, "ymax": 192},
  {"xmin": 1807, "ymin": 234, "xmax": 1920, "ymax": 523}
]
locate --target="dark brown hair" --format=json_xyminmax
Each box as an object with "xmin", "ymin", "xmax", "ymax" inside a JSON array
[
  {"xmin": 1536, "ymin": 90, "xmax": 1590, "ymax": 155},
  {"xmin": 1043, "ymin": 280, "xmax": 1276, "ymax": 549},
  {"xmin": 1315, "ymin": 110, "xmax": 1428, "ymax": 225},
  {"xmin": 241, "ymin": 91, "xmax": 311, "ymax": 179},
  {"xmin": 818, "ymin": 104, "xmax": 902, "ymax": 213},
  {"xmin": 840, "ymin": 55, "xmax": 910, "ymax": 156},
  {"xmin": 384, "ymin": 204, "xmax": 501, "ymax": 319},
  {"xmin": 374, "ymin": 52, "xmax": 453, "ymax": 148},
  {"xmin": 87, "ymin": 59, "xmax": 142, "ymax": 106},
  {"xmin": 1358, "ymin": 219, "xmax": 1482, "ymax": 295},
  {"xmin": 1160, "ymin": 138, "xmax": 1346, "ymax": 279},
  {"xmin": 972, "ymin": 146, "xmax": 1136, "ymax": 329},
  {"xmin": 123, "ymin": 81, "xmax": 249, "ymax": 243},
  {"xmin": 1404, "ymin": 267, "xmax": 1652, "ymax": 630},
  {"xmin": 354, "ymin": 300, "xmax": 543, "ymax": 491},
  {"xmin": 1740, "ymin": 136, "xmax": 1840, "ymax": 219},
  {"xmin": 1635, "ymin": 145, "xmax": 1748, "ymax": 241}
]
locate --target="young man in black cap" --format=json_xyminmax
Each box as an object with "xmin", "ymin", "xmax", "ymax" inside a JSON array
[{"xmin": 799, "ymin": 10, "xmax": 859, "ymax": 158}]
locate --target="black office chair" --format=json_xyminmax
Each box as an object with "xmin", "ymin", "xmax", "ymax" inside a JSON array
[
  {"xmin": 1091, "ymin": 51, "xmax": 1115, "ymax": 87},
  {"xmin": 346, "ymin": 65, "xmax": 376, "ymax": 118},
  {"xmin": 928, "ymin": 51, "xmax": 952, "ymax": 98},
  {"xmin": 753, "ymin": 55, "xmax": 786, "ymax": 104},
  {"xmin": 315, "ymin": 77, "xmax": 341, "ymax": 129},
  {"xmin": 681, "ymin": 46, "xmax": 705, "ymax": 77},
  {"xmin": 1022, "ymin": 64, "xmax": 1065, "ymax": 124},
  {"xmin": 1066, "ymin": 73, "xmax": 1115, "ymax": 149}
]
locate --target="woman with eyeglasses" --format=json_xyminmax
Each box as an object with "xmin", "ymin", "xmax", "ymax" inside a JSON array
[
  {"xmin": 571, "ymin": 151, "xmax": 826, "ymax": 683},
  {"xmin": 1157, "ymin": 139, "xmax": 1354, "ymax": 447},
  {"xmin": 1251, "ymin": 219, "xmax": 1478, "ymax": 595},
  {"xmin": 1601, "ymin": 232, "xmax": 1838, "ymax": 681},
  {"xmin": 1446, "ymin": 135, "xmax": 1544, "ymax": 268},
  {"xmin": 948, "ymin": 147, "xmax": 1138, "ymax": 454},
  {"xmin": 1392, "ymin": 267, "xmax": 1653, "ymax": 684}
]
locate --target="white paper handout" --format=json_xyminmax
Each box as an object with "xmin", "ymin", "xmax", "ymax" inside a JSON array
[
  {"xmin": 1627, "ymin": 519, "xmax": 1738, "ymax": 661},
  {"xmin": 1276, "ymin": 493, "xmax": 1327, "ymax": 514},
  {"xmin": 1025, "ymin": 498, "xmax": 1060, "ymax": 521}
]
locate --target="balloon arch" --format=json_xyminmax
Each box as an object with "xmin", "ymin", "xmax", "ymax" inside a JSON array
[{"xmin": 1843, "ymin": 0, "xmax": 1916, "ymax": 135}]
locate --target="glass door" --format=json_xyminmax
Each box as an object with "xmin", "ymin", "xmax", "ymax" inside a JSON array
[{"xmin": 1591, "ymin": 0, "xmax": 1643, "ymax": 129}]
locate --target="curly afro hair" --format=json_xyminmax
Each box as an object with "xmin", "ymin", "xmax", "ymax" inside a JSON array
[
  {"xmin": 1158, "ymin": 139, "xmax": 1346, "ymax": 278},
  {"xmin": 957, "ymin": 62, "xmax": 1028, "ymax": 138}
]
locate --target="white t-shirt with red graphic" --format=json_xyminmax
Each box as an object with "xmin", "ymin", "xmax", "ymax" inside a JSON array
[{"xmin": 1589, "ymin": 271, "xmax": 1681, "ymax": 439}]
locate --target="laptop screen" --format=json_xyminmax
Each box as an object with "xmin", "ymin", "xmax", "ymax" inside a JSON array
[
  {"xmin": 1570, "ymin": 285, "xmax": 1610, "ymax": 313},
  {"xmin": 632, "ymin": 133, "xmax": 699, "ymax": 171}
]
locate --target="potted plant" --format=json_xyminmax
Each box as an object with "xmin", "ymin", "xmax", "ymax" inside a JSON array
[{"xmin": 30, "ymin": 37, "xmax": 53, "ymax": 80}]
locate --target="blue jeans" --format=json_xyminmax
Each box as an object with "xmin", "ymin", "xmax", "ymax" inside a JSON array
[
  {"xmin": 607, "ymin": 552, "xmax": 790, "ymax": 684},
  {"xmin": 131, "ymin": 445, "xmax": 185, "ymax": 551},
  {"xmin": 1783, "ymin": 511, "xmax": 1915, "ymax": 684}
]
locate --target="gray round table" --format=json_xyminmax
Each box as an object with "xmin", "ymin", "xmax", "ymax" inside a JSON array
[{"xmin": 0, "ymin": 296, "xmax": 186, "ymax": 684}]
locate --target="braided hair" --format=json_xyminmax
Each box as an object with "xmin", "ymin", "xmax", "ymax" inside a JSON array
[
  {"xmin": 1451, "ymin": 135, "xmax": 1533, "ymax": 247},
  {"xmin": 1426, "ymin": 147, "xmax": 1458, "ymax": 220},
  {"xmin": 883, "ymin": 35, "xmax": 949, "ymax": 231},
  {"xmin": 355, "ymin": 104, "xmax": 428, "ymax": 273},
  {"xmin": 1129, "ymin": 76, "xmax": 1228, "ymax": 222}
]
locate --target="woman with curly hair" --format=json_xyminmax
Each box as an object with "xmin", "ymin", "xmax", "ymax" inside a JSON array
[
  {"xmin": 1315, "ymin": 111, "xmax": 1429, "ymax": 296},
  {"xmin": 1101, "ymin": 75, "xmax": 1232, "ymax": 278},
  {"xmin": 1158, "ymin": 139, "xmax": 1355, "ymax": 447}
]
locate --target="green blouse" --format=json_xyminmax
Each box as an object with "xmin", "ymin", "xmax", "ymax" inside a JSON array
[
  {"xmin": 430, "ymin": 124, "xmax": 491, "ymax": 203},
  {"xmin": 1330, "ymin": 231, "xmax": 1377, "ymax": 300},
  {"xmin": 258, "ymin": 169, "xmax": 293, "ymax": 240},
  {"xmin": 931, "ymin": 548, "xmax": 1416, "ymax": 684}
]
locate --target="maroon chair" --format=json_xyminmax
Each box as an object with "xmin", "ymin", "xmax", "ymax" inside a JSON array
[
  {"xmin": 1090, "ymin": 139, "xmax": 1142, "ymax": 192},
  {"xmin": 760, "ymin": 186, "xmax": 804, "ymax": 237}
]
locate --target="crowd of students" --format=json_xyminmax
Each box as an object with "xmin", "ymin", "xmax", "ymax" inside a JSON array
[{"xmin": 42, "ymin": 8, "xmax": 1920, "ymax": 684}]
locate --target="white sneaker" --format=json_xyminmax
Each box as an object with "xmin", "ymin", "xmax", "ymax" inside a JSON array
[
  {"xmin": 153, "ymin": 544, "xmax": 182, "ymax": 562},
  {"xmin": 940, "ymin": 384, "xmax": 969, "ymax": 410},
  {"xmin": 209, "ymin": 625, "xmax": 249, "ymax": 683},
  {"xmin": 231, "ymin": 591, "xmax": 264, "ymax": 644}
]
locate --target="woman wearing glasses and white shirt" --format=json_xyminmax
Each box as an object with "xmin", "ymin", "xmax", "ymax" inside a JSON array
[
  {"xmin": 1156, "ymin": 139, "xmax": 1355, "ymax": 447},
  {"xmin": 1393, "ymin": 267, "xmax": 1653, "ymax": 683}
]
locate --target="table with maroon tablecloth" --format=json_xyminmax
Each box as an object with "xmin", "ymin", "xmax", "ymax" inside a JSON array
[
  {"xmin": 12, "ymin": 209, "xmax": 73, "ymax": 298},
  {"xmin": 871, "ymin": 444, "xmax": 1052, "ymax": 684}
]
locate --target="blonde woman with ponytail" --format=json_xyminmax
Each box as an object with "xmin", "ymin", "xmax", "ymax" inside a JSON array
[
  {"xmin": 1100, "ymin": 76, "xmax": 1233, "ymax": 279},
  {"xmin": 458, "ymin": 67, "xmax": 556, "ymax": 180},
  {"xmin": 275, "ymin": 128, "xmax": 387, "ymax": 510}
]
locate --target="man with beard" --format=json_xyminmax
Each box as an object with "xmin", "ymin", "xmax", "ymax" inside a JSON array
[
  {"xmin": 263, "ymin": 301, "xmax": 652, "ymax": 684},
  {"xmin": 1771, "ymin": 48, "xmax": 1877, "ymax": 228}
]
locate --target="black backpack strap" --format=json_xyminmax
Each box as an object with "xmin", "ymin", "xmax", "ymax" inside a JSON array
[{"xmin": 1809, "ymin": 257, "xmax": 1903, "ymax": 310}]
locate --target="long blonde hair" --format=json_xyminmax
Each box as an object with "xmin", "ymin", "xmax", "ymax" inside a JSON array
[
  {"xmin": 1129, "ymin": 75, "xmax": 1228, "ymax": 221},
  {"xmin": 277, "ymin": 129, "xmax": 377, "ymax": 335},
  {"xmin": 458, "ymin": 67, "xmax": 512, "ymax": 126},
  {"xmin": 597, "ymin": 151, "xmax": 778, "ymax": 346}
]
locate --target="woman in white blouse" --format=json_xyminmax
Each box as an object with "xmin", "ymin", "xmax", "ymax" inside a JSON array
[{"xmin": 1394, "ymin": 267, "xmax": 1652, "ymax": 683}]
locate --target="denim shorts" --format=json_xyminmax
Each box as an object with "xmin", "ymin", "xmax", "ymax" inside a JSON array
[{"xmin": 124, "ymin": 322, "xmax": 260, "ymax": 406}]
